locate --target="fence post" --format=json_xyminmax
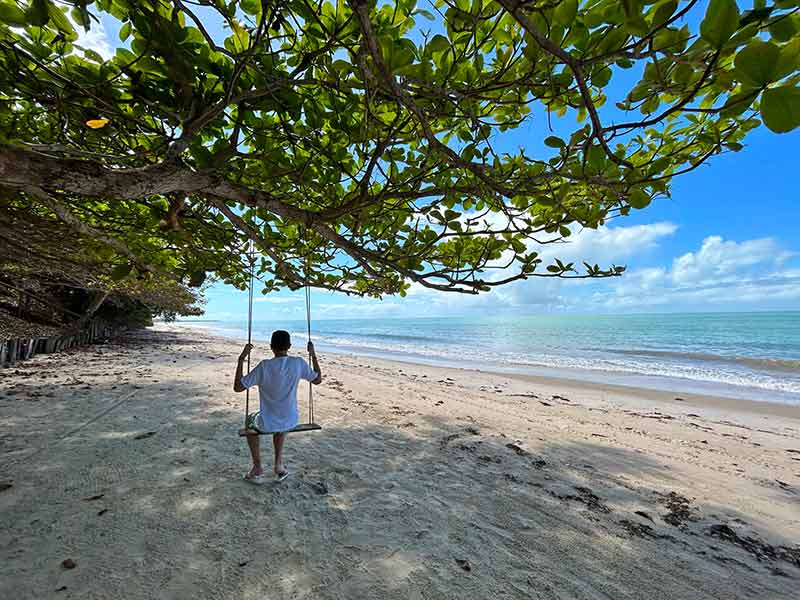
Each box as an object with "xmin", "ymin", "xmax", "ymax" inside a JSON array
[
  {"xmin": 0, "ymin": 340, "xmax": 6, "ymax": 366},
  {"xmin": 8, "ymin": 339, "xmax": 18, "ymax": 365}
]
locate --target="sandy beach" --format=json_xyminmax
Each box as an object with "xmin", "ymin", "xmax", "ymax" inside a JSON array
[{"xmin": 1, "ymin": 324, "xmax": 799, "ymax": 599}]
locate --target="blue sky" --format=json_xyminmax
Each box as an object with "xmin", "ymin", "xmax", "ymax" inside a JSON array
[{"xmin": 82, "ymin": 3, "xmax": 800, "ymax": 320}]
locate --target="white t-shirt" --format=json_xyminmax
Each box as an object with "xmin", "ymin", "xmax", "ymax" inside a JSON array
[{"xmin": 241, "ymin": 356, "xmax": 318, "ymax": 432}]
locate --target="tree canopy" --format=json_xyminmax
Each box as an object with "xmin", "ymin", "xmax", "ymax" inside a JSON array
[{"xmin": 1, "ymin": 0, "xmax": 798, "ymax": 301}]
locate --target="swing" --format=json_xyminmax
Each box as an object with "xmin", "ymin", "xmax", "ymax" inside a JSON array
[{"xmin": 237, "ymin": 233, "xmax": 321, "ymax": 437}]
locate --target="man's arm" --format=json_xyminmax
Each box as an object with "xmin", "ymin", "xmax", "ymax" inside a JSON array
[
  {"xmin": 307, "ymin": 341, "xmax": 322, "ymax": 385},
  {"xmin": 233, "ymin": 343, "xmax": 253, "ymax": 392}
]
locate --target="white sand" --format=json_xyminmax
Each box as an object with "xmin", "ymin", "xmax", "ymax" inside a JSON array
[{"xmin": 1, "ymin": 324, "xmax": 798, "ymax": 599}]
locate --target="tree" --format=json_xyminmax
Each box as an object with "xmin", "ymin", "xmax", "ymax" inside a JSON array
[
  {"xmin": 0, "ymin": 195, "xmax": 204, "ymax": 326},
  {"xmin": 1, "ymin": 0, "xmax": 798, "ymax": 299}
]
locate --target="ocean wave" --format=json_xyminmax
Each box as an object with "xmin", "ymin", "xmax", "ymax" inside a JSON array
[
  {"xmin": 600, "ymin": 348, "xmax": 800, "ymax": 373},
  {"xmin": 302, "ymin": 337, "xmax": 800, "ymax": 395},
  {"xmin": 181, "ymin": 319, "xmax": 800, "ymax": 398},
  {"xmin": 314, "ymin": 330, "xmax": 443, "ymax": 344}
]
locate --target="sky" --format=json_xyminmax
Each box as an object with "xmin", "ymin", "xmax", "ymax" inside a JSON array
[{"xmin": 79, "ymin": 3, "xmax": 800, "ymax": 320}]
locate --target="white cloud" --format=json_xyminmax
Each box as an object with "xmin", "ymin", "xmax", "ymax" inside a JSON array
[
  {"xmin": 592, "ymin": 234, "xmax": 800, "ymax": 310},
  {"xmin": 254, "ymin": 296, "xmax": 302, "ymax": 304},
  {"xmin": 314, "ymin": 300, "xmax": 406, "ymax": 317},
  {"xmin": 381, "ymin": 227, "xmax": 800, "ymax": 314},
  {"xmin": 73, "ymin": 14, "xmax": 114, "ymax": 60},
  {"xmin": 670, "ymin": 235, "xmax": 793, "ymax": 286},
  {"xmin": 536, "ymin": 221, "xmax": 678, "ymax": 267},
  {"xmin": 774, "ymin": 268, "xmax": 800, "ymax": 280}
]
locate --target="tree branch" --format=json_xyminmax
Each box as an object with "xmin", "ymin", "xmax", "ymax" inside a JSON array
[{"xmin": 24, "ymin": 186, "xmax": 176, "ymax": 280}]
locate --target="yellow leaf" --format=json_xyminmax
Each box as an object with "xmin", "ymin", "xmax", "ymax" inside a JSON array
[{"xmin": 86, "ymin": 118, "xmax": 109, "ymax": 129}]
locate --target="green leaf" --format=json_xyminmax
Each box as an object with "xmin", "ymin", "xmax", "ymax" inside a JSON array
[
  {"xmin": 628, "ymin": 189, "xmax": 651, "ymax": 209},
  {"xmin": 240, "ymin": 0, "xmax": 262, "ymax": 17},
  {"xmin": 775, "ymin": 38, "xmax": 800, "ymax": 80},
  {"xmin": 625, "ymin": 16, "xmax": 650, "ymax": 37},
  {"xmin": 769, "ymin": 14, "xmax": 798, "ymax": 42},
  {"xmin": 586, "ymin": 145, "xmax": 605, "ymax": 171},
  {"xmin": 427, "ymin": 34, "xmax": 450, "ymax": 55},
  {"xmin": 673, "ymin": 63, "xmax": 694, "ymax": 85},
  {"xmin": 119, "ymin": 21, "xmax": 132, "ymax": 42},
  {"xmin": 719, "ymin": 90, "xmax": 757, "ymax": 118},
  {"xmin": 493, "ymin": 27, "xmax": 512, "ymax": 46},
  {"xmin": 553, "ymin": 0, "xmax": 577, "ymax": 26},
  {"xmin": 652, "ymin": 0, "xmax": 678, "ymax": 26},
  {"xmin": 734, "ymin": 40, "xmax": 781, "ymax": 87},
  {"xmin": 25, "ymin": 0, "xmax": 49, "ymax": 27},
  {"xmin": 0, "ymin": 3, "xmax": 27, "ymax": 25},
  {"xmin": 71, "ymin": 7, "xmax": 90, "ymax": 29},
  {"xmin": 700, "ymin": 0, "xmax": 739, "ymax": 49},
  {"xmin": 387, "ymin": 41, "xmax": 415, "ymax": 70},
  {"xmin": 728, "ymin": 21, "xmax": 760, "ymax": 47},
  {"xmin": 226, "ymin": 19, "xmax": 250, "ymax": 53},
  {"xmin": 461, "ymin": 143, "xmax": 476, "ymax": 161},
  {"xmin": 188, "ymin": 270, "xmax": 207, "ymax": 287},
  {"xmin": 544, "ymin": 136, "xmax": 565, "ymax": 148},
  {"xmin": 83, "ymin": 49, "xmax": 104, "ymax": 63},
  {"xmin": 111, "ymin": 263, "xmax": 132, "ymax": 281},
  {"xmin": 761, "ymin": 85, "xmax": 800, "ymax": 133},
  {"xmin": 47, "ymin": 2, "xmax": 77, "ymax": 41},
  {"xmin": 621, "ymin": 0, "xmax": 636, "ymax": 19},
  {"xmin": 592, "ymin": 66, "xmax": 612, "ymax": 87},
  {"xmin": 331, "ymin": 59, "xmax": 351, "ymax": 74}
]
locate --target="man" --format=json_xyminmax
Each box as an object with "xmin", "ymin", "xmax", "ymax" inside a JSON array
[{"xmin": 233, "ymin": 330, "xmax": 322, "ymax": 484}]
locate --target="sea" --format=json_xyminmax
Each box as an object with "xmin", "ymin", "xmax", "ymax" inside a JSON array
[{"xmin": 179, "ymin": 311, "xmax": 800, "ymax": 406}]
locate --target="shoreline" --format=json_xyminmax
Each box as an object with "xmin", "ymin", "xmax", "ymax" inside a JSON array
[{"xmin": 161, "ymin": 322, "xmax": 800, "ymax": 420}]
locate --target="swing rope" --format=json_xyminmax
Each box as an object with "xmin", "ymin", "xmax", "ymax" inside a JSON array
[
  {"xmin": 243, "ymin": 236, "xmax": 256, "ymax": 428},
  {"xmin": 305, "ymin": 268, "xmax": 314, "ymax": 424}
]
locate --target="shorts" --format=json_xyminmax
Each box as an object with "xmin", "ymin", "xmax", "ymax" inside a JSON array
[{"xmin": 245, "ymin": 411, "xmax": 265, "ymax": 433}]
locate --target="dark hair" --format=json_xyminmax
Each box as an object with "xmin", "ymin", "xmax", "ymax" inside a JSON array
[{"xmin": 270, "ymin": 330, "xmax": 291, "ymax": 351}]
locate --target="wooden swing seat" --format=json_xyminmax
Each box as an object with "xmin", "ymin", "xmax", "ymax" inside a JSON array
[{"xmin": 238, "ymin": 423, "xmax": 322, "ymax": 436}]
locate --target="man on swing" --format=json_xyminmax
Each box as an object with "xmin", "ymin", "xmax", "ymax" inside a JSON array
[{"xmin": 233, "ymin": 330, "xmax": 322, "ymax": 484}]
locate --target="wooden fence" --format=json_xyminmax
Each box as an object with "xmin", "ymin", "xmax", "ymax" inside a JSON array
[{"xmin": 0, "ymin": 319, "xmax": 124, "ymax": 367}]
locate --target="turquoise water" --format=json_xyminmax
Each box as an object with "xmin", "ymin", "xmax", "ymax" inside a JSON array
[{"xmin": 186, "ymin": 312, "xmax": 800, "ymax": 405}]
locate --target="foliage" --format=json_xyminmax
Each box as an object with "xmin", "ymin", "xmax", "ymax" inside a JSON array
[
  {"xmin": 0, "ymin": 0, "xmax": 798, "ymax": 297},
  {"xmin": 0, "ymin": 196, "xmax": 204, "ymax": 321}
]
